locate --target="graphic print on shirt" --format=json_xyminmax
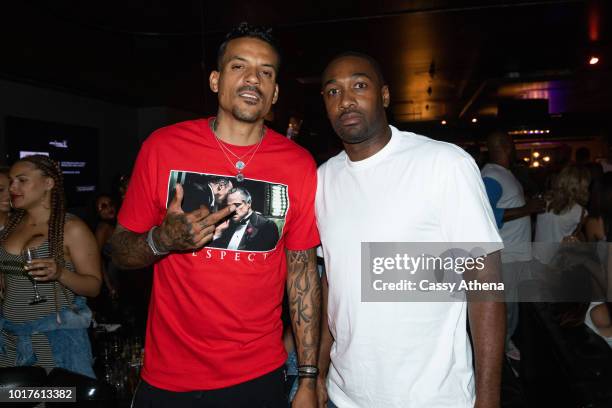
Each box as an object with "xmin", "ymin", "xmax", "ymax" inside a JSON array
[{"xmin": 166, "ymin": 170, "xmax": 288, "ymax": 252}]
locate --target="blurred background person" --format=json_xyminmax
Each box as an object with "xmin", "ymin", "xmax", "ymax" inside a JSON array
[
  {"xmin": 94, "ymin": 193, "xmax": 119, "ymax": 299},
  {"xmin": 482, "ymin": 130, "xmax": 545, "ymax": 361},
  {"xmin": 0, "ymin": 155, "xmax": 101, "ymax": 378},
  {"xmin": 533, "ymin": 164, "xmax": 591, "ymax": 264},
  {"xmin": 583, "ymin": 172, "xmax": 612, "ymax": 347},
  {"xmin": 0, "ymin": 166, "xmax": 11, "ymax": 231}
]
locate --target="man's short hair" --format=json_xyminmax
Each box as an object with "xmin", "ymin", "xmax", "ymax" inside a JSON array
[
  {"xmin": 217, "ymin": 22, "xmax": 281, "ymax": 73},
  {"xmin": 325, "ymin": 51, "xmax": 386, "ymax": 86},
  {"xmin": 209, "ymin": 177, "xmax": 232, "ymax": 187},
  {"xmin": 228, "ymin": 186, "xmax": 252, "ymax": 204}
]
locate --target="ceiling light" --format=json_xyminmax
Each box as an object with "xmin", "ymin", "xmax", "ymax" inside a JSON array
[
  {"xmin": 589, "ymin": 56, "xmax": 599, "ymax": 65},
  {"xmin": 471, "ymin": 118, "xmax": 478, "ymax": 123},
  {"xmin": 441, "ymin": 120, "xmax": 447, "ymax": 125},
  {"xmin": 523, "ymin": 157, "xmax": 530, "ymax": 162},
  {"xmin": 543, "ymin": 156, "xmax": 550, "ymax": 162},
  {"xmin": 533, "ymin": 151, "xmax": 540, "ymax": 158},
  {"xmin": 532, "ymin": 161, "xmax": 540, "ymax": 168}
]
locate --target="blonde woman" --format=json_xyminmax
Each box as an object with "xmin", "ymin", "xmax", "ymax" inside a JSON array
[{"xmin": 533, "ymin": 165, "xmax": 591, "ymax": 264}]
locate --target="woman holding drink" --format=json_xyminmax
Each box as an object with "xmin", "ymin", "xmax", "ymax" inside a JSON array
[{"xmin": 0, "ymin": 155, "xmax": 101, "ymax": 378}]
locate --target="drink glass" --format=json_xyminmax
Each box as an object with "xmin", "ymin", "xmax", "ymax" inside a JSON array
[{"xmin": 21, "ymin": 247, "xmax": 47, "ymax": 305}]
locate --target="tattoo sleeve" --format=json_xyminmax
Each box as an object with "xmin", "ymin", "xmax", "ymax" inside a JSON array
[
  {"xmin": 110, "ymin": 224, "xmax": 161, "ymax": 269},
  {"xmin": 286, "ymin": 248, "xmax": 321, "ymax": 385}
]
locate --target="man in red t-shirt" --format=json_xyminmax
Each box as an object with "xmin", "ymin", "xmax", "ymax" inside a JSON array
[{"xmin": 111, "ymin": 22, "xmax": 321, "ymax": 408}]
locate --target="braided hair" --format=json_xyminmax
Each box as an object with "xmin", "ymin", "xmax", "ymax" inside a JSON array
[{"xmin": 0, "ymin": 155, "xmax": 66, "ymax": 267}]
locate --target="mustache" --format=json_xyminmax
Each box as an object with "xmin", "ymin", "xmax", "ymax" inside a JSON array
[
  {"xmin": 237, "ymin": 85, "xmax": 263, "ymax": 99},
  {"xmin": 338, "ymin": 109, "xmax": 362, "ymax": 120}
]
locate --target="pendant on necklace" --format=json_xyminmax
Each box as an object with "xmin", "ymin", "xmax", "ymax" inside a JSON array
[
  {"xmin": 235, "ymin": 160, "xmax": 245, "ymax": 170},
  {"xmin": 236, "ymin": 173, "xmax": 245, "ymax": 182}
]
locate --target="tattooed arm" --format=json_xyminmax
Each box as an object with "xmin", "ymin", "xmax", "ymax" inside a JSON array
[
  {"xmin": 287, "ymin": 248, "xmax": 321, "ymax": 407},
  {"xmin": 111, "ymin": 184, "xmax": 235, "ymax": 269}
]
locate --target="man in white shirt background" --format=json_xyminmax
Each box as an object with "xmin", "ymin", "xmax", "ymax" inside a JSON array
[{"xmin": 481, "ymin": 131, "xmax": 546, "ymax": 360}]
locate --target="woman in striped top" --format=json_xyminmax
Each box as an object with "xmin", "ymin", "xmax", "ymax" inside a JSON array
[{"xmin": 0, "ymin": 155, "xmax": 101, "ymax": 378}]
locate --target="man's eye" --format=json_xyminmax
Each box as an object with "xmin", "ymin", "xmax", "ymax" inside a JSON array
[
  {"xmin": 355, "ymin": 82, "xmax": 367, "ymax": 89},
  {"xmin": 231, "ymin": 64, "xmax": 244, "ymax": 70},
  {"xmin": 262, "ymin": 71, "xmax": 273, "ymax": 78},
  {"xmin": 326, "ymin": 89, "xmax": 339, "ymax": 96}
]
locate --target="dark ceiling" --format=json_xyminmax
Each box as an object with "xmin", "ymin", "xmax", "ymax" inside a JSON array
[{"xmin": 1, "ymin": 0, "xmax": 610, "ymax": 131}]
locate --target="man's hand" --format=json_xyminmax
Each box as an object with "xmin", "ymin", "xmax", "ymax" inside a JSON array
[
  {"xmin": 524, "ymin": 197, "xmax": 546, "ymax": 214},
  {"xmin": 213, "ymin": 220, "xmax": 230, "ymax": 240},
  {"xmin": 292, "ymin": 380, "xmax": 317, "ymax": 408},
  {"xmin": 155, "ymin": 184, "xmax": 236, "ymax": 251},
  {"xmin": 316, "ymin": 374, "xmax": 328, "ymax": 408}
]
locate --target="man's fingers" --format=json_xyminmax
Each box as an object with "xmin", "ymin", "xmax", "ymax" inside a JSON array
[
  {"xmin": 187, "ymin": 205, "xmax": 211, "ymax": 223},
  {"xmin": 194, "ymin": 233, "xmax": 215, "ymax": 248},
  {"xmin": 192, "ymin": 223, "xmax": 216, "ymax": 241},
  {"xmin": 168, "ymin": 184, "xmax": 185, "ymax": 214},
  {"xmin": 204, "ymin": 205, "xmax": 237, "ymax": 225}
]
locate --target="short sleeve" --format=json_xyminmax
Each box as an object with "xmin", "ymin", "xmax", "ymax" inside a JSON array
[
  {"xmin": 283, "ymin": 157, "xmax": 320, "ymax": 251},
  {"xmin": 482, "ymin": 176, "xmax": 504, "ymax": 229},
  {"xmin": 117, "ymin": 138, "xmax": 162, "ymax": 233},
  {"xmin": 442, "ymin": 156, "xmax": 503, "ymax": 253}
]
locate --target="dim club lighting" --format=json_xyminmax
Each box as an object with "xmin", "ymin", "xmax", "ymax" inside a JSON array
[
  {"xmin": 523, "ymin": 157, "xmax": 530, "ymax": 162},
  {"xmin": 543, "ymin": 156, "xmax": 551, "ymax": 162},
  {"xmin": 471, "ymin": 118, "xmax": 478, "ymax": 123},
  {"xmin": 441, "ymin": 120, "xmax": 447, "ymax": 125},
  {"xmin": 589, "ymin": 56, "xmax": 599, "ymax": 65},
  {"xmin": 532, "ymin": 151, "xmax": 540, "ymax": 158},
  {"xmin": 532, "ymin": 161, "xmax": 540, "ymax": 168},
  {"xmin": 508, "ymin": 129, "xmax": 550, "ymax": 136}
]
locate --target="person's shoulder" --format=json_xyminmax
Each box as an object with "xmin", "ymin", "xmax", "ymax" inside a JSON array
[
  {"xmin": 393, "ymin": 126, "xmax": 474, "ymax": 167},
  {"xmin": 144, "ymin": 119, "xmax": 206, "ymax": 147},
  {"xmin": 266, "ymin": 128, "xmax": 316, "ymax": 166},
  {"xmin": 317, "ymin": 150, "xmax": 346, "ymax": 175},
  {"xmin": 64, "ymin": 214, "xmax": 95, "ymax": 242}
]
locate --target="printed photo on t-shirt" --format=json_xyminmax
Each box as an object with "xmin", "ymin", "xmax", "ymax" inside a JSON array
[{"xmin": 166, "ymin": 170, "xmax": 288, "ymax": 252}]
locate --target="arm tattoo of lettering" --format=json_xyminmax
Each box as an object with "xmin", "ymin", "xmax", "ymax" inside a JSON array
[
  {"xmin": 287, "ymin": 249, "xmax": 321, "ymax": 371},
  {"xmin": 110, "ymin": 225, "xmax": 159, "ymax": 269}
]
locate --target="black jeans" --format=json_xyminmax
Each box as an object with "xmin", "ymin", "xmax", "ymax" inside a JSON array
[{"xmin": 132, "ymin": 366, "xmax": 287, "ymax": 408}]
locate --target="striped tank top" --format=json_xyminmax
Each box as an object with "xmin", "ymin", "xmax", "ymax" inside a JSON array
[{"xmin": 0, "ymin": 240, "xmax": 77, "ymax": 370}]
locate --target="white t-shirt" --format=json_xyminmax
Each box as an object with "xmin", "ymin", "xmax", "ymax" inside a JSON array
[
  {"xmin": 533, "ymin": 204, "xmax": 584, "ymax": 264},
  {"xmin": 481, "ymin": 163, "xmax": 532, "ymax": 263},
  {"xmin": 316, "ymin": 125, "xmax": 503, "ymax": 408}
]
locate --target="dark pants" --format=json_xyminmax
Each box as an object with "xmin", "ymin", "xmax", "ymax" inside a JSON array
[{"xmin": 132, "ymin": 366, "xmax": 286, "ymax": 408}]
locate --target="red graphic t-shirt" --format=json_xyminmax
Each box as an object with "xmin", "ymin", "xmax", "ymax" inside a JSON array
[{"xmin": 118, "ymin": 118, "xmax": 319, "ymax": 391}]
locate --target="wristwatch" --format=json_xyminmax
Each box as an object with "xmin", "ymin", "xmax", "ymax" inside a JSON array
[{"xmin": 146, "ymin": 226, "xmax": 169, "ymax": 256}]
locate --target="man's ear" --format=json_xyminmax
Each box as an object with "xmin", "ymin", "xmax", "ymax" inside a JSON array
[
  {"xmin": 382, "ymin": 85, "xmax": 390, "ymax": 108},
  {"xmin": 210, "ymin": 71, "xmax": 220, "ymax": 94},
  {"xmin": 272, "ymin": 84, "xmax": 279, "ymax": 105}
]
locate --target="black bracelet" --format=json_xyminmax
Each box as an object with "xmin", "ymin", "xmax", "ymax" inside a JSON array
[{"xmin": 297, "ymin": 372, "xmax": 318, "ymax": 379}]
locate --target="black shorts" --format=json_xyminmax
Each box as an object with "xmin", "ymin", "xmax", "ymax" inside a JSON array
[{"xmin": 132, "ymin": 366, "xmax": 287, "ymax": 408}]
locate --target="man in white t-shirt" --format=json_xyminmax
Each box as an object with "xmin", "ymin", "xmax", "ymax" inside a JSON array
[
  {"xmin": 315, "ymin": 52, "xmax": 505, "ymax": 408},
  {"xmin": 481, "ymin": 131, "xmax": 545, "ymax": 359}
]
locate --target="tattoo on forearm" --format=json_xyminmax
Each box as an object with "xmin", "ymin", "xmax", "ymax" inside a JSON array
[
  {"xmin": 287, "ymin": 249, "xmax": 321, "ymax": 366},
  {"xmin": 110, "ymin": 227, "xmax": 158, "ymax": 269}
]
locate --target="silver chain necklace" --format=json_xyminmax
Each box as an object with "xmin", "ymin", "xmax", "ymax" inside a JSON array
[{"xmin": 211, "ymin": 118, "xmax": 265, "ymax": 182}]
